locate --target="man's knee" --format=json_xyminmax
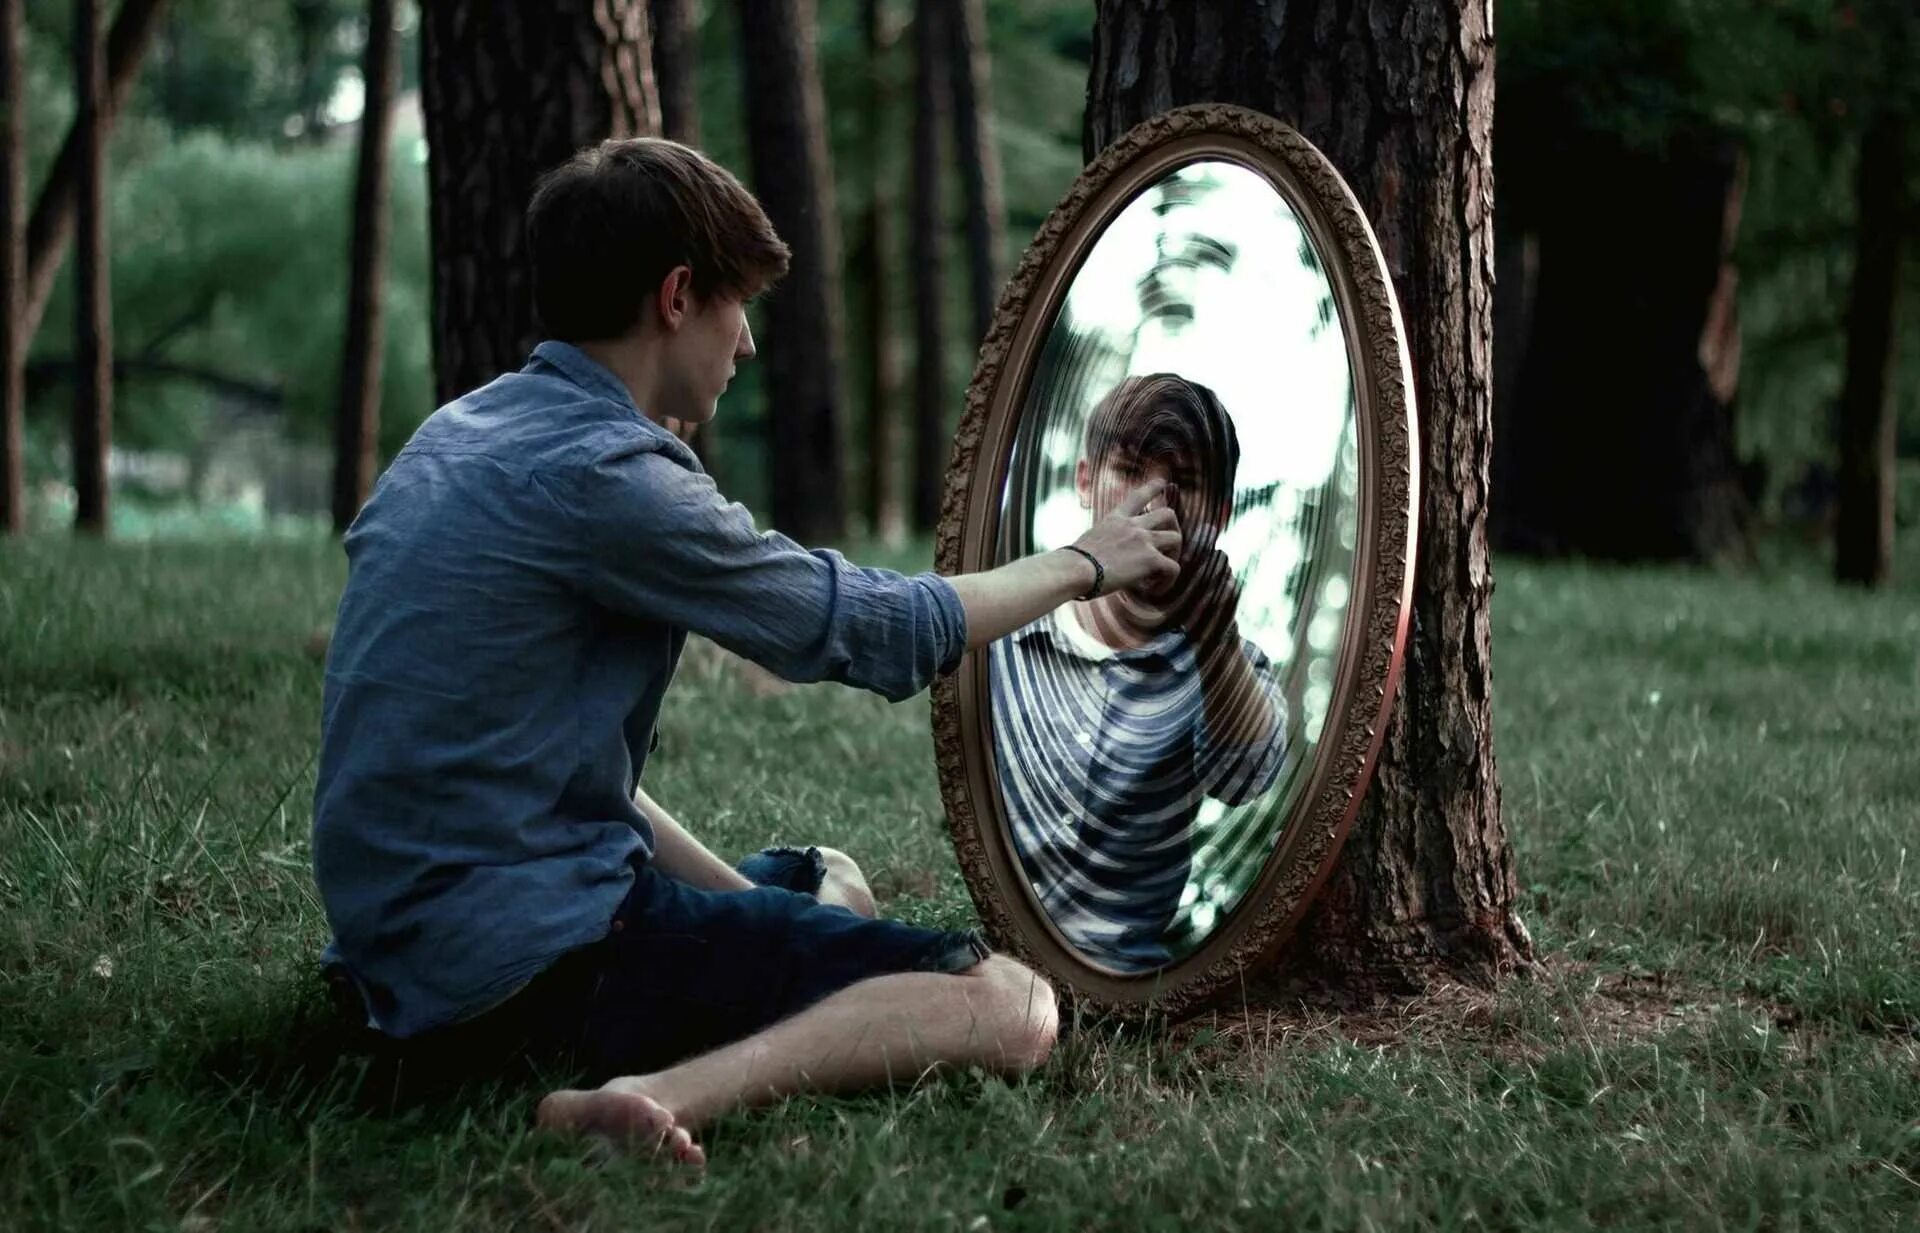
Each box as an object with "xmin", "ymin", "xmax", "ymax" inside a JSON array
[
  {"xmin": 966, "ymin": 954, "xmax": 1059, "ymax": 1072},
  {"xmin": 815, "ymin": 847, "xmax": 876, "ymax": 918}
]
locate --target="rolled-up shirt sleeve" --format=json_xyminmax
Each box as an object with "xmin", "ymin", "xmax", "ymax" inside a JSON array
[{"xmin": 538, "ymin": 439, "xmax": 967, "ymax": 702}]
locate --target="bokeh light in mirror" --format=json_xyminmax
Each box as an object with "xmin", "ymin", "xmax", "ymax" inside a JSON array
[{"xmin": 989, "ymin": 159, "xmax": 1360, "ymax": 973}]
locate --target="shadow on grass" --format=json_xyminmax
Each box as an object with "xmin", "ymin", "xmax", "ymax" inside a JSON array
[{"xmin": 171, "ymin": 974, "xmax": 581, "ymax": 1131}]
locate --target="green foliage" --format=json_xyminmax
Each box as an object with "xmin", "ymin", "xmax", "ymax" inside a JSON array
[
  {"xmin": 27, "ymin": 121, "xmax": 434, "ymax": 460},
  {"xmin": 2, "ymin": 537, "xmax": 1918, "ymax": 1229},
  {"xmin": 1499, "ymin": 0, "xmax": 1920, "ymax": 513}
]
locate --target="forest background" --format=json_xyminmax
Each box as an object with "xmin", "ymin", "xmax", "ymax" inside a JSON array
[{"xmin": 3, "ymin": 0, "xmax": 1914, "ymax": 560}]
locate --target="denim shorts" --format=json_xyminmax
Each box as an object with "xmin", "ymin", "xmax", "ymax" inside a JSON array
[{"xmin": 397, "ymin": 846, "xmax": 991, "ymax": 1084}]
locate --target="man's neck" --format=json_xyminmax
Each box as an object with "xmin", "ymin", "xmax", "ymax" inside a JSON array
[
  {"xmin": 574, "ymin": 336, "xmax": 669, "ymax": 426},
  {"xmin": 1070, "ymin": 597, "xmax": 1161, "ymax": 652}
]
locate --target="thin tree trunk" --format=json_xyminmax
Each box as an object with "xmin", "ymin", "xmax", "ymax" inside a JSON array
[
  {"xmin": 332, "ymin": 0, "xmax": 399, "ymax": 534},
  {"xmin": 293, "ymin": 0, "xmax": 329, "ymax": 142},
  {"xmin": 648, "ymin": 0, "xmax": 713, "ymax": 464},
  {"xmin": 649, "ymin": 0, "xmax": 699, "ymax": 147},
  {"xmin": 1088, "ymin": 0, "xmax": 1530, "ymax": 990},
  {"xmin": 72, "ymin": 0, "xmax": 111, "ymax": 535},
  {"xmin": 909, "ymin": 0, "xmax": 947, "ymax": 534},
  {"xmin": 0, "ymin": 0, "xmax": 24, "ymax": 533},
  {"xmin": 944, "ymin": 0, "xmax": 1002, "ymax": 346},
  {"xmin": 1834, "ymin": 109, "xmax": 1907, "ymax": 587},
  {"xmin": 861, "ymin": 0, "xmax": 903, "ymax": 543},
  {"xmin": 420, "ymin": 0, "xmax": 659, "ymax": 405},
  {"xmin": 22, "ymin": 0, "xmax": 170, "ymax": 350},
  {"xmin": 737, "ymin": 0, "xmax": 846, "ymax": 542},
  {"xmin": 1495, "ymin": 134, "xmax": 1752, "ymax": 562}
]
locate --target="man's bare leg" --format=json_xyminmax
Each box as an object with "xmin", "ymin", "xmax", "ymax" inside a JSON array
[{"xmin": 538, "ymin": 954, "xmax": 1057, "ymax": 1150}]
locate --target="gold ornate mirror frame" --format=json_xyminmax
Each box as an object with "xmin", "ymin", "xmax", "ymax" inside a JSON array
[{"xmin": 932, "ymin": 104, "xmax": 1419, "ymax": 1018}]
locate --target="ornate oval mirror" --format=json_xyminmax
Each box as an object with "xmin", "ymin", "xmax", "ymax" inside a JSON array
[{"xmin": 933, "ymin": 105, "xmax": 1418, "ymax": 1017}]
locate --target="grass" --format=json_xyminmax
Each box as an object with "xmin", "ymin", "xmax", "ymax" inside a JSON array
[{"xmin": 1, "ymin": 531, "xmax": 1917, "ymax": 1231}]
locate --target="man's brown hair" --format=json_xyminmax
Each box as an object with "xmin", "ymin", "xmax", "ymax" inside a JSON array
[
  {"xmin": 526, "ymin": 138, "xmax": 791, "ymax": 342},
  {"xmin": 1084, "ymin": 373, "xmax": 1240, "ymax": 504}
]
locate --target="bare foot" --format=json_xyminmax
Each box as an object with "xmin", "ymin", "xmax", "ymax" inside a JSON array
[{"xmin": 536, "ymin": 1080, "xmax": 706, "ymax": 1167}]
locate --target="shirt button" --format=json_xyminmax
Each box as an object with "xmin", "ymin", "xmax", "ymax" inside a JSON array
[{"xmin": 610, "ymin": 919, "xmax": 625, "ymax": 933}]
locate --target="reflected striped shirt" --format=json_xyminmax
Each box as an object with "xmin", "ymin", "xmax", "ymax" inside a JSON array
[{"xmin": 988, "ymin": 605, "xmax": 1286, "ymax": 971}]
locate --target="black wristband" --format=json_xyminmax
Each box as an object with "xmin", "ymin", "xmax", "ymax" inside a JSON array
[{"xmin": 1059, "ymin": 545, "xmax": 1105, "ymax": 600}]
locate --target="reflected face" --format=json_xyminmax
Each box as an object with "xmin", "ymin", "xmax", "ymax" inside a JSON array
[{"xmin": 986, "ymin": 158, "xmax": 1362, "ymax": 975}]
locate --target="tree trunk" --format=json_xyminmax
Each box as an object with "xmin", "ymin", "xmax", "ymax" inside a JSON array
[
  {"xmin": 293, "ymin": 0, "xmax": 330, "ymax": 142},
  {"xmin": 1494, "ymin": 133, "xmax": 1753, "ymax": 562},
  {"xmin": 943, "ymin": 0, "xmax": 1003, "ymax": 346},
  {"xmin": 72, "ymin": 0, "xmax": 111, "ymax": 536},
  {"xmin": 419, "ymin": 0, "xmax": 659, "ymax": 406},
  {"xmin": 860, "ymin": 0, "xmax": 903, "ymax": 543},
  {"xmin": 649, "ymin": 0, "xmax": 700, "ymax": 147},
  {"xmin": 909, "ymin": 0, "xmax": 947, "ymax": 534},
  {"xmin": 1487, "ymin": 226, "xmax": 1536, "ymax": 552},
  {"xmin": 332, "ymin": 0, "xmax": 399, "ymax": 535},
  {"xmin": 647, "ymin": 0, "xmax": 713, "ymax": 464},
  {"xmin": 1834, "ymin": 109, "xmax": 1907, "ymax": 587},
  {"xmin": 22, "ymin": 0, "xmax": 170, "ymax": 350},
  {"xmin": 737, "ymin": 0, "xmax": 846, "ymax": 542},
  {"xmin": 0, "ymin": 0, "xmax": 24, "ymax": 534},
  {"xmin": 1087, "ymin": 0, "xmax": 1530, "ymax": 991}
]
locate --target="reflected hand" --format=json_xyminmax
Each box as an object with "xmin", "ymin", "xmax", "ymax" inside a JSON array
[{"xmin": 1067, "ymin": 478, "xmax": 1181, "ymax": 599}]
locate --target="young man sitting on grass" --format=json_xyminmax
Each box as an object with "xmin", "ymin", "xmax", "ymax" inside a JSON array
[{"xmin": 312, "ymin": 137, "xmax": 1184, "ymax": 1166}]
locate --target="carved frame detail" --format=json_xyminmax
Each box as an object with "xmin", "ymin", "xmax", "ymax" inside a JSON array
[{"xmin": 931, "ymin": 104, "xmax": 1419, "ymax": 1020}]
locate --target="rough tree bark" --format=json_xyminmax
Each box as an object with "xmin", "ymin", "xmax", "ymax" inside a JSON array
[
  {"xmin": 909, "ymin": 0, "xmax": 947, "ymax": 534},
  {"xmin": 943, "ymin": 0, "xmax": 1003, "ymax": 346},
  {"xmin": 1834, "ymin": 109, "xmax": 1907, "ymax": 587},
  {"xmin": 860, "ymin": 0, "xmax": 904, "ymax": 542},
  {"xmin": 22, "ymin": 0, "xmax": 170, "ymax": 349},
  {"xmin": 737, "ymin": 0, "xmax": 846, "ymax": 543},
  {"xmin": 1, "ymin": 0, "xmax": 23, "ymax": 533},
  {"xmin": 419, "ymin": 0, "xmax": 659, "ymax": 405},
  {"xmin": 1087, "ymin": 0, "xmax": 1531, "ymax": 990},
  {"xmin": 72, "ymin": 0, "xmax": 111, "ymax": 535},
  {"xmin": 332, "ymin": 0, "xmax": 399, "ymax": 534}
]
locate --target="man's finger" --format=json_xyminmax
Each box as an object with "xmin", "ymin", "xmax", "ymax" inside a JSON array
[
  {"xmin": 1115, "ymin": 478, "xmax": 1168, "ymax": 516},
  {"xmin": 1138, "ymin": 506, "xmax": 1179, "ymax": 531}
]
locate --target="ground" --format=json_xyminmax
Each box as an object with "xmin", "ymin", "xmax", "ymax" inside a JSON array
[{"xmin": 1, "ymin": 534, "xmax": 1916, "ymax": 1230}]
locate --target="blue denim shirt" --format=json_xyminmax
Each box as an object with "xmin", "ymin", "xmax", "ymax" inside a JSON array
[{"xmin": 312, "ymin": 341, "xmax": 967, "ymax": 1038}]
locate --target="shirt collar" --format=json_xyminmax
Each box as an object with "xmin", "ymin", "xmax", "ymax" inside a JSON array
[
  {"xmin": 1012, "ymin": 605, "xmax": 1182, "ymax": 665},
  {"xmin": 527, "ymin": 340, "xmax": 702, "ymax": 471}
]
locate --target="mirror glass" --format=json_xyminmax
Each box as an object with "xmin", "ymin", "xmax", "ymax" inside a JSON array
[{"xmin": 986, "ymin": 159, "xmax": 1361, "ymax": 975}]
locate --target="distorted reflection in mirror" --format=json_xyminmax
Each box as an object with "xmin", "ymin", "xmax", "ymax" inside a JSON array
[{"xmin": 988, "ymin": 160, "xmax": 1360, "ymax": 974}]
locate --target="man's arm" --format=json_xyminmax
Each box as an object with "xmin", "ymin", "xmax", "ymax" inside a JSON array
[
  {"xmin": 548, "ymin": 445, "xmax": 1179, "ymax": 699},
  {"xmin": 1194, "ymin": 637, "xmax": 1288, "ymax": 805},
  {"xmin": 1199, "ymin": 647, "xmax": 1281, "ymax": 749},
  {"xmin": 948, "ymin": 478, "xmax": 1184, "ymax": 649},
  {"xmin": 634, "ymin": 787, "xmax": 754, "ymax": 893}
]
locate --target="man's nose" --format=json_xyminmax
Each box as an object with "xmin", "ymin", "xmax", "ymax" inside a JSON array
[{"xmin": 736, "ymin": 320, "xmax": 756, "ymax": 361}]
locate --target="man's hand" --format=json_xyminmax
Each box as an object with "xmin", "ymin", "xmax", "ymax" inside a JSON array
[
  {"xmin": 948, "ymin": 480, "xmax": 1183, "ymax": 651},
  {"xmin": 1068, "ymin": 478, "xmax": 1183, "ymax": 598}
]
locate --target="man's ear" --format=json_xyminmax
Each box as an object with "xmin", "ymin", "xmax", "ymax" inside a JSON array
[
  {"xmin": 654, "ymin": 265, "xmax": 695, "ymax": 332},
  {"xmin": 1075, "ymin": 457, "xmax": 1092, "ymax": 507}
]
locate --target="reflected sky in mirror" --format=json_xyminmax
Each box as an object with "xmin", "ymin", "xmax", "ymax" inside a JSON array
[{"xmin": 989, "ymin": 159, "xmax": 1360, "ymax": 974}]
